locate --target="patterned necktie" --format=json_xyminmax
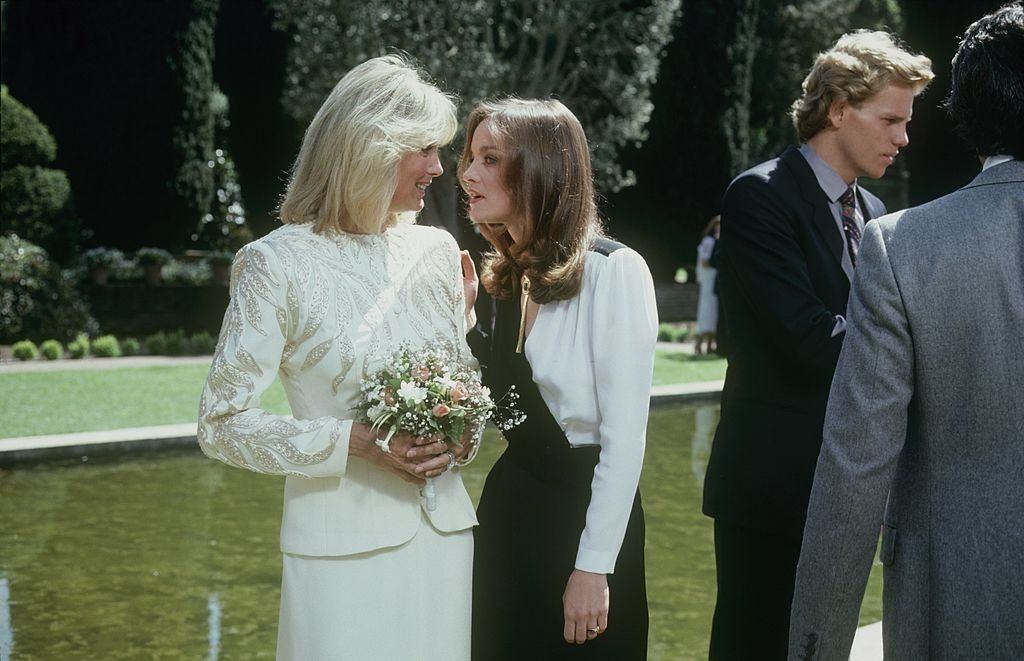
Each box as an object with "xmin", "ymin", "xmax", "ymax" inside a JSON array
[{"xmin": 839, "ymin": 187, "xmax": 862, "ymax": 266}]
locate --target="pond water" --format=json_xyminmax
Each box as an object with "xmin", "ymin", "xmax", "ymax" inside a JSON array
[{"xmin": 0, "ymin": 403, "xmax": 882, "ymax": 659}]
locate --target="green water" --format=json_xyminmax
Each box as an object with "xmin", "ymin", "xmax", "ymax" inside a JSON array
[{"xmin": 0, "ymin": 403, "xmax": 882, "ymax": 659}]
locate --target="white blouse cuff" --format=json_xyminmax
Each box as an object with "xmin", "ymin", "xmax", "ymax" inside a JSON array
[{"xmin": 575, "ymin": 547, "xmax": 617, "ymax": 575}]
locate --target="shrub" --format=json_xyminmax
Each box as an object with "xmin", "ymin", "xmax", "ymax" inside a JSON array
[
  {"xmin": 164, "ymin": 329, "xmax": 189, "ymax": 356},
  {"xmin": 12, "ymin": 339, "xmax": 39, "ymax": 361},
  {"xmin": 135, "ymin": 247, "xmax": 173, "ymax": 267},
  {"xmin": 40, "ymin": 339, "xmax": 64, "ymax": 360},
  {"xmin": 0, "ymin": 235, "xmax": 98, "ymax": 344},
  {"xmin": 189, "ymin": 330, "xmax": 216, "ymax": 355},
  {"xmin": 145, "ymin": 332, "xmax": 167, "ymax": 355},
  {"xmin": 1, "ymin": 84, "xmax": 57, "ymax": 167},
  {"xmin": 674, "ymin": 325, "xmax": 693, "ymax": 342},
  {"xmin": 82, "ymin": 247, "xmax": 125, "ymax": 270},
  {"xmin": 206, "ymin": 249, "xmax": 235, "ymax": 266},
  {"xmin": 109, "ymin": 254, "xmax": 142, "ymax": 282},
  {"xmin": 1, "ymin": 85, "xmax": 80, "ymax": 261},
  {"xmin": 163, "ymin": 259, "xmax": 212, "ymax": 286},
  {"xmin": 0, "ymin": 165, "xmax": 73, "ymax": 248},
  {"xmin": 91, "ymin": 335, "xmax": 121, "ymax": 358},
  {"xmin": 67, "ymin": 334, "xmax": 90, "ymax": 359},
  {"xmin": 121, "ymin": 337, "xmax": 141, "ymax": 356},
  {"xmin": 657, "ymin": 323, "xmax": 676, "ymax": 342}
]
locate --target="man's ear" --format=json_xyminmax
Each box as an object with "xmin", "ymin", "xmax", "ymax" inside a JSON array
[{"xmin": 827, "ymin": 98, "xmax": 848, "ymax": 129}]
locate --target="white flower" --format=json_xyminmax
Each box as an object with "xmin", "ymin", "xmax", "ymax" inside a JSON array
[
  {"xmin": 435, "ymin": 375, "xmax": 458, "ymax": 390},
  {"xmin": 367, "ymin": 403, "xmax": 388, "ymax": 421},
  {"xmin": 397, "ymin": 380, "xmax": 428, "ymax": 405}
]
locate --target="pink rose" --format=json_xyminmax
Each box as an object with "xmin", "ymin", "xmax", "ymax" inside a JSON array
[
  {"xmin": 413, "ymin": 366, "xmax": 431, "ymax": 382},
  {"xmin": 432, "ymin": 403, "xmax": 450, "ymax": 417},
  {"xmin": 450, "ymin": 383, "xmax": 469, "ymax": 402}
]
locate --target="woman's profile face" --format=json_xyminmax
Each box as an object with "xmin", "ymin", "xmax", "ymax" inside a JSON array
[
  {"xmin": 389, "ymin": 145, "xmax": 443, "ymax": 214},
  {"xmin": 461, "ymin": 119, "xmax": 522, "ymax": 242}
]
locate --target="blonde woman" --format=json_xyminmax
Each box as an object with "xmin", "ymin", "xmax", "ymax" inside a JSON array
[
  {"xmin": 460, "ymin": 99, "xmax": 658, "ymax": 658},
  {"xmin": 197, "ymin": 56, "xmax": 478, "ymax": 660}
]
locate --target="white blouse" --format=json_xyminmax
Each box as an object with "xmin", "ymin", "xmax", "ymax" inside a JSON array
[
  {"xmin": 525, "ymin": 247, "xmax": 659, "ymax": 573},
  {"xmin": 197, "ymin": 222, "xmax": 478, "ymax": 557}
]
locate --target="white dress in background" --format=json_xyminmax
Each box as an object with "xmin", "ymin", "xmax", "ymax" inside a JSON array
[
  {"xmin": 695, "ymin": 235, "xmax": 719, "ymax": 334},
  {"xmin": 197, "ymin": 222, "xmax": 477, "ymax": 660}
]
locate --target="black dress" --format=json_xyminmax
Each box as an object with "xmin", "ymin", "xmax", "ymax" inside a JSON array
[{"xmin": 469, "ymin": 287, "xmax": 649, "ymax": 660}]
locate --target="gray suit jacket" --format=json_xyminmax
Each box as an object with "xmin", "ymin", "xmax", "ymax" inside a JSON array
[{"xmin": 788, "ymin": 160, "xmax": 1024, "ymax": 660}]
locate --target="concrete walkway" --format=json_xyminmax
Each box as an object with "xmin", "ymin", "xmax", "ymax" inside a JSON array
[{"xmin": 0, "ymin": 355, "xmax": 212, "ymax": 373}]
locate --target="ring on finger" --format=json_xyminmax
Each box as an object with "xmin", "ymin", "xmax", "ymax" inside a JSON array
[{"xmin": 444, "ymin": 450, "xmax": 457, "ymax": 471}]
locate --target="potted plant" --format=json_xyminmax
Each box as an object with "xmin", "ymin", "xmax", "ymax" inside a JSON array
[
  {"xmin": 82, "ymin": 247, "xmax": 125, "ymax": 285},
  {"xmin": 136, "ymin": 247, "xmax": 173, "ymax": 286},
  {"xmin": 207, "ymin": 250, "xmax": 235, "ymax": 286}
]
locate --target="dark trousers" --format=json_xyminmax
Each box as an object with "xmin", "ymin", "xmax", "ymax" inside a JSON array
[
  {"xmin": 708, "ymin": 519, "xmax": 803, "ymax": 660},
  {"xmin": 472, "ymin": 451, "xmax": 648, "ymax": 660}
]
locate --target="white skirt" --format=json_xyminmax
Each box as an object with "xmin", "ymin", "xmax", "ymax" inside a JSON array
[
  {"xmin": 696, "ymin": 265, "xmax": 719, "ymax": 334},
  {"xmin": 277, "ymin": 514, "xmax": 473, "ymax": 661}
]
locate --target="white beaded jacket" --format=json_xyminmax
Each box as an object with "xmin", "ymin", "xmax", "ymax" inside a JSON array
[{"xmin": 197, "ymin": 223, "xmax": 478, "ymax": 557}]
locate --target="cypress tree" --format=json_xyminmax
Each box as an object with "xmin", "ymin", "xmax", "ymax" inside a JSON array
[{"xmin": 169, "ymin": 0, "xmax": 220, "ymax": 247}]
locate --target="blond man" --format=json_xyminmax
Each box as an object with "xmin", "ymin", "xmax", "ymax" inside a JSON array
[
  {"xmin": 702, "ymin": 31, "xmax": 932, "ymax": 659},
  {"xmin": 791, "ymin": 4, "xmax": 1024, "ymax": 658}
]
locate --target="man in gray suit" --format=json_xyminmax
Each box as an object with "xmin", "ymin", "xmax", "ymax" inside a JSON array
[{"xmin": 788, "ymin": 3, "xmax": 1024, "ymax": 659}]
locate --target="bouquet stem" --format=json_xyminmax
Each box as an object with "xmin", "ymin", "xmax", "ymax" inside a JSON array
[{"xmin": 423, "ymin": 478, "xmax": 438, "ymax": 511}]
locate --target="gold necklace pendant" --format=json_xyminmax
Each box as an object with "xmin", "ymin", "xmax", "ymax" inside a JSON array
[{"xmin": 515, "ymin": 274, "xmax": 531, "ymax": 354}]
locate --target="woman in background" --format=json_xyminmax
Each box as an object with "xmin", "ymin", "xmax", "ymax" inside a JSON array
[
  {"xmin": 459, "ymin": 98, "xmax": 658, "ymax": 659},
  {"xmin": 695, "ymin": 215, "xmax": 721, "ymax": 355}
]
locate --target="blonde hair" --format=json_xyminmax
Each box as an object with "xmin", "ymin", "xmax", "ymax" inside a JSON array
[
  {"xmin": 792, "ymin": 31, "xmax": 934, "ymax": 141},
  {"xmin": 279, "ymin": 55, "xmax": 457, "ymax": 234},
  {"xmin": 458, "ymin": 98, "xmax": 603, "ymax": 304}
]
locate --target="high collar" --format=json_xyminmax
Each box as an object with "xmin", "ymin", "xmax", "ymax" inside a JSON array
[{"xmin": 799, "ymin": 143, "xmax": 857, "ymax": 203}]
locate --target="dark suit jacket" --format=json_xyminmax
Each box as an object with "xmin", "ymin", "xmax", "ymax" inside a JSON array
[{"xmin": 702, "ymin": 145, "xmax": 886, "ymax": 539}]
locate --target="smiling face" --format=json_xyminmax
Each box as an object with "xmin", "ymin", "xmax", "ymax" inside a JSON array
[
  {"xmin": 460, "ymin": 119, "xmax": 522, "ymax": 242},
  {"xmin": 828, "ymin": 83, "xmax": 915, "ymax": 182},
  {"xmin": 389, "ymin": 145, "xmax": 443, "ymax": 214}
]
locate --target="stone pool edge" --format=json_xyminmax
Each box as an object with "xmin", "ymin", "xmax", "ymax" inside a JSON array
[{"xmin": 0, "ymin": 381, "xmax": 725, "ymax": 466}]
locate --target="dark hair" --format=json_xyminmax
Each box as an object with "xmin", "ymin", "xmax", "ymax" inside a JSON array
[
  {"xmin": 458, "ymin": 98, "xmax": 603, "ymax": 304},
  {"xmin": 946, "ymin": 1, "xmax": 1024, "ymax": 158}
]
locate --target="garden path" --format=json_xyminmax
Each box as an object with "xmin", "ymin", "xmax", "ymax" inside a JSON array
[{"xmin": 0, "ymin": 355, "xmax": 212, "ymax": 373}]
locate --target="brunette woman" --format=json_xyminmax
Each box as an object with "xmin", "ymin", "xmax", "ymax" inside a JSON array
[{"xmin": 459, "ymin": 98, "xmax": 657, "ymax": 659}]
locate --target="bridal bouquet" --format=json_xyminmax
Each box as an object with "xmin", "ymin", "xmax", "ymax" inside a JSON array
[{"xmin": 356, "ymin": 342, "xmax": 524, "ymax": 510}]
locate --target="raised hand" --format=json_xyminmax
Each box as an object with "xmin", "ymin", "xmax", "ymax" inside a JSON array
[{"xmin": 460, "ymin": 250, "xmax": 479, "ymax": 322}]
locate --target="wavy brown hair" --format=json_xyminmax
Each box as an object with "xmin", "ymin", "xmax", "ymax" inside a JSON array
[{"xmin": 458, "ymin": 98, "xmax": 603, "ymax": 303}]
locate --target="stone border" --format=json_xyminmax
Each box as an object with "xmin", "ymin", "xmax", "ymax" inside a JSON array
[{"xmin": 0, "ymin": 383, "xmax": 726, "ymax": 466}]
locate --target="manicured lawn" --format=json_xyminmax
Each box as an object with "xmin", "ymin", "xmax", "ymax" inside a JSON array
[
  {"xmin": 0, "ymin": 349, "xmax": 722, "ymax": 438},
  {"xmin": 652, "ymin": 351, "xmax": 726, "ymax": 386},
  {"xmin": 0, "ymin": 366, "xmax": 289, "ymax": 438}
]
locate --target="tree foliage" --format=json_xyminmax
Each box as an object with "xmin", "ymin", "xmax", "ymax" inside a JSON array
[
  {"xmin": 169, "ymin": 0, "xmax": 219, "ymax": 242},
  {"xmin": 190, "ymin": 88, "xmax": 253, "ymax": 252},
  {"xmin": 0, "ymin": 234, "xmax": 98, "ymax": 344},
  {"xmin": 0, "ymin": 84, "xmax": 79, "ymax": 262},
  {"xmin": 268, "ymin": 0, "xmax": 681, "ymax": 235},
  {"xmin": 746, "ymin": 0, "xmax": 905, "ymax": 168}
]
